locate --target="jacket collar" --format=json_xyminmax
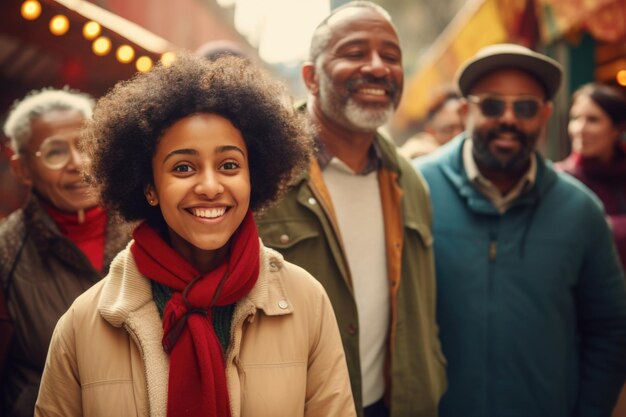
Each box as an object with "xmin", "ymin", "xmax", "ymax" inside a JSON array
[
  {"xmin": 97, "ymin": 241, "xmax": 295, "ymax": 417},
  {"xmin": 23, "ymin": 193, "xmax": 65, "ymax": 251},
  {"xmin": 314, "ymin": 134, "xmax": 383, "ymax": 175},
  {"xmin": 21, "ymin": 193, "xmax": 130, "ymax": 275},
  {"xmin": 296, "ymin": 102, "xmax": 401, "ymax": 178},
  {"xmin": 368, "ymin": 130, "xmax": 402, "ymax": 174},
  {"xmin": 292, "ymin": 131, "xmax": 402, "ymax": 187},
  {"xmin": 435, "ymin": 134, "xmax": 557, "ymax": 215},
  {"xmin": 98, "ymin": 241, "xmax": 293, "ymax": 328}
]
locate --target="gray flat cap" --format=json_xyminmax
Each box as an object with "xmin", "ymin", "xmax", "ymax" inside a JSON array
[{"xmin": 456, "ymin": 43, "xmax": 563, "ymax": 100}]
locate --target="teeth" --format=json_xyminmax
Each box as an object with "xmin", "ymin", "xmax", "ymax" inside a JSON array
[
  {"xmin": 191, "ymin": 207, "xmax": 226, "ymax": 219},
  {"xmin": 360, "ymin": 88, "xmax": 385, "ymax": 96}
]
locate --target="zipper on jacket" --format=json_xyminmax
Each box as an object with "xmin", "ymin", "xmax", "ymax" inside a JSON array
[
  {"xmin": 486, "ymin": 217, "xmax": 498, "ymax": 415},
  {"xmin": 488, "ymin": 220, "xmax": 498, "ymax": 263}
]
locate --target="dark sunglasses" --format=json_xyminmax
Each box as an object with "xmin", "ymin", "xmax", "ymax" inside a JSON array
[{"xmin": 468, "ymin": 95, "xmax": 544, "ymax": 120}]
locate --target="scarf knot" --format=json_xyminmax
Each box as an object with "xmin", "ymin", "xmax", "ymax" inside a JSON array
[{"xmin": 162, "ymin": 303, "xmax": 209, "ymax": 354}]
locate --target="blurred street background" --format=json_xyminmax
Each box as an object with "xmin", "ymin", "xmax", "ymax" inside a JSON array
[{"xmin": 2, "ymin": 0, "xmax": 626, "ymax": 158}]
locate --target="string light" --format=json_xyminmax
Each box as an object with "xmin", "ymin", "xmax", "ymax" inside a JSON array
[
  {"xmin": 160, "ymin": 52, "xmax": 176, "ymax": 67},
  {"xmin": 116, "ymin": 45, "xmax": 135, "ymax": 63},
  {"xmin": 83, "ymin": 21, "xmax": 101, "ymax": 40},
  {"xmin": 617, "ymin": 70, "xmax": 626, "ymax": 87},
  {"xmin": 21, "ymin": 3, "xmax": 160, "ymax": 75},
  {"xmin": 21, "ymin": 0, "xmax": 42, "ymax": 20},
  {"xmin": 49, "ymin": 15, "xmax": 69, "ymax": 36},
  {"xmin": 136, "ymin": 56, "xmax": 153, "ymax": 73},
  {"xmin": 92, "ymin": 36, "xmax": 112, "ymax": 56}
]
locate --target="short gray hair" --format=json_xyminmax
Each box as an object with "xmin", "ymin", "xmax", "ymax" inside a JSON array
[
  {"xmin": 4, "ymin": 87, "xmax": 94, "ymax": 152},
  {"xmin": 308, "ymin": 1, "xmax": 393, "ymax": 64}
]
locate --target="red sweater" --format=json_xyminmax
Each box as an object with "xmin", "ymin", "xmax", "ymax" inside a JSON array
[
  {"xmin": 44, "ymin": 204, "xmax": 107, "ymax": 271},
  {"xmin": 556, "ymin": 143, "xmax": 626, "ymax": 269}
]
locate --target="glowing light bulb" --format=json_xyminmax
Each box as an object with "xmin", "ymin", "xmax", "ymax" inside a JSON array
[
  {"xmin": 49, "ymin": 15, "xmax": 69, "ymax": 36},
  {"xmin": 136, "ymin": 56, "xmax": 153, "ymax": 73},
  {"xmin": 617, "ymin": 70, "xmax": 626, "ymax": 87},
  {"xmin": 92, "ymin": 36, "xmax": 112, "ymax": 56},
  {"xmin": 21, "ymin": 0, "xmax": 42, "ymax": 20},
  {"xmin": 160, "ymin": 52, "xmax": 176, "ymax": 67},
  {"xmin": 116, "ymin": 45, "xmax": 135, "ymax": 64},
  {"xmin": 83, "ymin": 21, "xmax": 101, "ymax": 40}
]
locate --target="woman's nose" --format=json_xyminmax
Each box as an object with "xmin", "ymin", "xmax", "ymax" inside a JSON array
[{"xmin": 194, "ymin": 171, "xmax": 224, "ymax": 198}]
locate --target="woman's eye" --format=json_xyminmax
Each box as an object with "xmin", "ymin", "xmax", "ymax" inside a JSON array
[
  {"xmin": 222, "ymin": 161, "xmax": 240, "ymax": 170},
  {"xmin": 173, "ymin": 164, "xmax": 193, "ymax": 173}
]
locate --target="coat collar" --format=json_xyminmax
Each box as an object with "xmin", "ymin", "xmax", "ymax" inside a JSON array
[
  {"xmin": 295, "ymin": 102, "xmax": 402, "ymax": 179},
  {"xmin": 20, "ymin": 192, "xmax": 131, "ymax": 275},
  {"xmin": 98, "ymin": 240, "xmax": 294, "ymax": 328},
  {"xmin": 431, "ymin": 134, "xmax": 557, "ymax": 215},
  {"xmin": 97, "ymin": 241, "xmax": 294, "ymax": 417}
]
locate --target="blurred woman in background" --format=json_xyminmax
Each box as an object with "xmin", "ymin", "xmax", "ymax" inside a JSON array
[{"xmin": 557, "ymin": 83, "xmax": 626, "ymax": 269}]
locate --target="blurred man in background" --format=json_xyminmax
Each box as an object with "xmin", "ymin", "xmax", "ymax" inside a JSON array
[{"xmin": 399, "ymin": 87, "xmax": 463, "ymax": 159}]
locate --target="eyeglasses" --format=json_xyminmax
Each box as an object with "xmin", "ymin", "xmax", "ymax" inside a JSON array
[
  {"xmin": 32, "ymin": 138, "xmax": 86, "ymax": 170},
  {"xmin": 467, "ymin": 95, "xmax": 544, "ymax": 120}
]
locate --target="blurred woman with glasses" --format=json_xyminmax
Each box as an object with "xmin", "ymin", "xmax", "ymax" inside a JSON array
[
  {"xmin": 0, "ymin": 88, "xmax": 132, "ymax": 417},
  {"xmin": 556, "ymin": 83, "xmax": 626, "ymax": 270}
]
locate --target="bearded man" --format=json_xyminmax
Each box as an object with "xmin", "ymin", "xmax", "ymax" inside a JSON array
[
  {"xmin": 414, "ymin": 43, "xmax": 626, "ymax": 417},
  {"xmin": 256, "ymin": 2, "xmax": 446, "ymax": 417}
]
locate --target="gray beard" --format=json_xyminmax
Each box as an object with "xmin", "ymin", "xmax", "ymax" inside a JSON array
[
  {"xmin": 318, "ymin": 70, "xmax": 394, "ymax": 132},
  {"xmin": 343, "ymin": 99, "xmax": 394, "ymax": 131}
]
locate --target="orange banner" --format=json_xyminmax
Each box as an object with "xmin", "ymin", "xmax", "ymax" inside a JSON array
[
  {"xmin": 396, "ymin": 0, "xmax": 517, "ymax": 125},
  {"xmin": 537, "ymin": 0, "xmax": 626, "ymax": 43},
  {"xmin": 585, "ymin": 0, "xmax": 626, "ymax": 42}
]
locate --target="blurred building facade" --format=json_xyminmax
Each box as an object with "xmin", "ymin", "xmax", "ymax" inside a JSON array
[
  {"xmin": 391, "ymin": 0, "xmax": 626, "ymax": 159},
  {"xmin": 1, "ymin": 0, "xmax": 253, "ymax": 112},
  {"xmin": 0, "ymin": 0, "xmax": 252, "ymax": 219},
  {"xmin": 392, "ymin": 0, "xmax": 626, "ymax": 160}
]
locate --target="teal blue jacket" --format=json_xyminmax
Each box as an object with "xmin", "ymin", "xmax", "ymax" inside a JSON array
[
  {"xmin": 256, "ymin": 133, "xmax": 446, "ymax": 417},
  {"xmin": 415, "ymin": 135, "xmax": 626, "ymax": 417}
]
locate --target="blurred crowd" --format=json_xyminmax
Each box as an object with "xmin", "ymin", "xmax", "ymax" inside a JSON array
[{"xmin": 1, "ymin": 2, "xmax": 626, "ymax": 417}]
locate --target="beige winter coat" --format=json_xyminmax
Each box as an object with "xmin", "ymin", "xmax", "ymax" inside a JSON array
[{"xmin": 34, "ymin": 242, "xmax": 356, "ymax": 417}]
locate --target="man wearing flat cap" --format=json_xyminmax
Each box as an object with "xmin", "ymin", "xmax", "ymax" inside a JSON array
[{"xmin": 414, "ymin": 43, "xmax": 626, "ymax": 417}]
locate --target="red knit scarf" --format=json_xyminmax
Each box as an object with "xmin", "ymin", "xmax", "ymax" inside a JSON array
[{"xmin": 130, "ymin": 211, "xmax": 260, "ymax": 417}]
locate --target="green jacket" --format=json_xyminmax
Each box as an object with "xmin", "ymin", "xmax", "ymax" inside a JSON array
[{"xmin": 256, "ymin": 134, "xmax": 446, "ymax": 417}]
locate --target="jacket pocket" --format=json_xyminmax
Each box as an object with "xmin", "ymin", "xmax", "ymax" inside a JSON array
[
  {"xmin": 239, "ymin": 362, "xmax": 307, "ymax": 416},
  {"xmin": 258, "ymin": 219, "xmax": 320, "ymax": 250}
]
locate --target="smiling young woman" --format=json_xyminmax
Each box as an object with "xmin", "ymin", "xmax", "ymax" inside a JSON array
[{"xmin": 34, "ymin": 54, "xmax": 357, "ymax": 417}]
